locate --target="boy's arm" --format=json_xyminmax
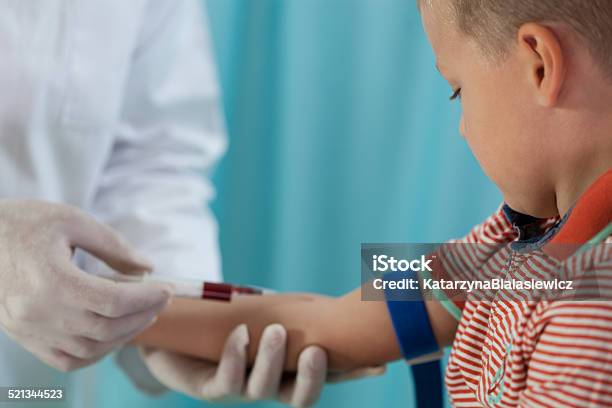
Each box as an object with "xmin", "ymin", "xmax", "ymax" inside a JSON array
[
  {"xmin": 133, "ymin": 207, "xmax": 517, "ymax": 372},
  {"xmin": 134, "ymin": 286, "xmax": 458, "ymax": 372}
]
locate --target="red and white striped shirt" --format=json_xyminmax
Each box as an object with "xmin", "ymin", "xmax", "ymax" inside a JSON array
[{"xmin": 445, "ymin": 170, "xmax": 612, "ymax": 407}]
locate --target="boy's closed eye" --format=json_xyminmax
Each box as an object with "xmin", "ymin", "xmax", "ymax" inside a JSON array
[{"xmin": 435, "ymin": 63, "xmax": 462, "ymax": 101}]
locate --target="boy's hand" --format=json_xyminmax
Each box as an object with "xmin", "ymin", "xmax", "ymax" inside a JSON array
[{"xmin": 139, "ymin": 324, "xmax": 385, "ymax": 407}]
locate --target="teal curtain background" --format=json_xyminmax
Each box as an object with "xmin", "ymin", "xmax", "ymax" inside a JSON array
[{"xmin": 85, "ymin": 0, "xmax": 502, "ymax": 407}]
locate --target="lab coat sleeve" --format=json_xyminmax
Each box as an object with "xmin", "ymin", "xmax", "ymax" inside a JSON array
[
  {"xmin": 85, "ymin": 0, "xmax": 227, "ymax": 282},
  {"xmin": 82, "ymin": 0, "xmax": 227, "ymax": 392}
]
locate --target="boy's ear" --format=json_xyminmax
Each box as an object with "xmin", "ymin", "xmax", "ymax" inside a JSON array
[{"xmin": 516, "ymin": 23, "xmax": 566, "ymax": 107}]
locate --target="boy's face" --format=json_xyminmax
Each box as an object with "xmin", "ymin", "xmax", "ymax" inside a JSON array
[{"xmin": 421, "ymin": 3, "xmax": 557, "ymax": 217}]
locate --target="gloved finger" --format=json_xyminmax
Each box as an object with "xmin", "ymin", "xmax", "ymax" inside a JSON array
[
  {"xmin": 116, "ymin": 346, "xmax": 168, "ymax": 395},
  {"xmin": 21, "ymin": 340, "xmax": 101, "ymax": 373},
  {"xmin": 59, "ymin": 208, "xmax": 152, "ymax": 275},
  {"xmin": 326, "ymin": 365, "xmax": 387, "ymax": 383},
  {"xmin": 202, "ymin": 324, "xmax": 250, "ymax": 401},
  {"xmin": 75, "ymin": 304, "xmax": 163, "ymax": 342},
  {"xmin": 59, "ymin": 323, "xmax": 155, "ymax": 360},
  {"xmin": 49, "ymin": 348, "xmax": 103, "ymax": 372},
  {"xmin": 279, "ymin": 346, "xmax": 327, "ymax": 408},
  {"xmin": 59, "ymin": 261, "xmax": 172, "ymax": 318},
  {"xmin": 140, "ymin": 347, "xmax": 218, "ymax": 399},
  {"xmin": 139, "ymin": 325, "xmax": 249, "ymax": 401},
  {"xmin": 245, "ymin": 324, "xmax": 287, "ymax": 400}
]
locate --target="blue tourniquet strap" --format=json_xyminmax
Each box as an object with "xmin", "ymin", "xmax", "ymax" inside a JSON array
[{"xmin": 383, "ymin": 271, "xmax": 439, "ymax": 359}]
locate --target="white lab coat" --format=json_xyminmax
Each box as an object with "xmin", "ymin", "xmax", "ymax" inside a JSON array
[{"xmin": 0, "ymin": 0, "xmax": 226, "ymax": 402}]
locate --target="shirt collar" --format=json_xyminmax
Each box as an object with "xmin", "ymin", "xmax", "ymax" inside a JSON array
[
  {"xmin": 503, "ymin": 169, "xmax": 611, "ymax": 254},
  {"xmin": 549, "ymin": 168, "xmax": 612, "ymax": 245},
  {"xmin": 502, "ymin": 205, "xmax": 556, "ymax": 242}
]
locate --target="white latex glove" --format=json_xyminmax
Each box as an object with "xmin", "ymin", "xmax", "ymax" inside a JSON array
[
  {"xmin": 0, "ymin": 199, "xmax": 173, "ymax": 372},
  {"xmin": 140, "ymin": 324, "xmax": 386, "ymax": 407}
]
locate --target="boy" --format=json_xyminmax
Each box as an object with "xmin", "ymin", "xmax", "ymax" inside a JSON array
[{"xmin": 135, "ymin": 0, "xmax": 612, "ymax": 406}]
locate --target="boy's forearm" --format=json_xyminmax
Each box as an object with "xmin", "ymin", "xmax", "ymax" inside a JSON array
[
  {"xmin": 134, "ymin": 289, "xmax": 402, "ymax": 371},
  {"xmin": 134, "ymin": 285, "xmax": 459, "ymax": 371}
]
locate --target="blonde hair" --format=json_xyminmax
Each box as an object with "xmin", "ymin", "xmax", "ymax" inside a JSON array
[{"xmin": 418, "ymin": 0, "xmax": 612, "ymax": 78}]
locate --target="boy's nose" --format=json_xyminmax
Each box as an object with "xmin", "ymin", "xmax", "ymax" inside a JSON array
[{"xmin": 459, "ymin": 116, "xmax": 466, "ymax": 138}]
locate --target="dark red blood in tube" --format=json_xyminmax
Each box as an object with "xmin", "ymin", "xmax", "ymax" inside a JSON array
[
  {"xmin": 202, "ymin": 282, "xmax": 232, "ymax": 301},
  {"xmin": 233, "ymin": 286, "xmax": 263, "ymax": 295}
]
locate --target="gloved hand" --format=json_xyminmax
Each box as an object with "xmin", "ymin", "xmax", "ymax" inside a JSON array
[
  {"xmin": 140, "ymin": 324, "xmax": 386, "ymax": 407},
  {"xmin": 0, "ymin": 199, "xmax": 173, "ymax": 372}
]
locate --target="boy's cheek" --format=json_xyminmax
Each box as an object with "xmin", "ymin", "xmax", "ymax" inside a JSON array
[
  {"xmin": 464, "ymin": 113, "xmax": 552, "ymax": 216},
  {"xmin": 461, "ymin": 109, "xmax": 519, "ymax": 191}
]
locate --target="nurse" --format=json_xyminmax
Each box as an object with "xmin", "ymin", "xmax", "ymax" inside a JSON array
[{"xmin": 0, "ymin": 1, "xmax": 368, "ymax": 406}]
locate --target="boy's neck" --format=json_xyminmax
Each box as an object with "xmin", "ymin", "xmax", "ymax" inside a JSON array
[{"xmin": 551, "ymin": 64, "xmax": 612, "ymax": 217}]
